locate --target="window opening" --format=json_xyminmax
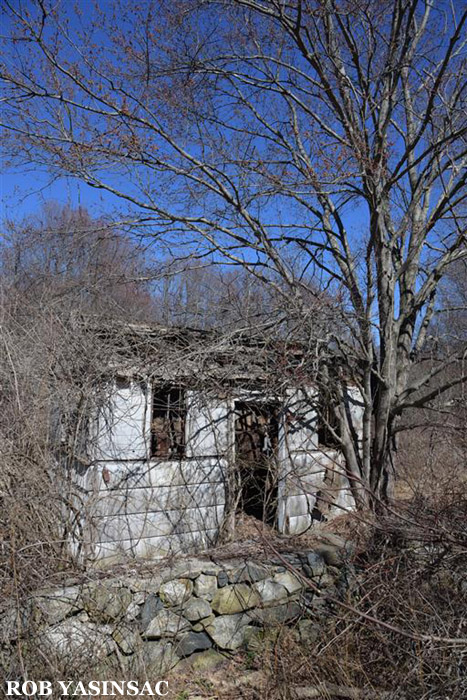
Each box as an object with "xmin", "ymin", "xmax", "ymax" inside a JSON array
[
  {"xmin": 151, "ymin": 386, "xmax": 186, "ymax": 458},
  {"xmin": 317, "ymin": 391, "xmax": 340, "ymax": 449}
]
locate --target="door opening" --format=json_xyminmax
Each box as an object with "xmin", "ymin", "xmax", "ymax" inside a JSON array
[{"xmin": 234, "ymin": 400, "xmax": 279, "ymax": 526}]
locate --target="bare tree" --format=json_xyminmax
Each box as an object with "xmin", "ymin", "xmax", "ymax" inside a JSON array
[
  {"xmin": 1, "ymin": 0, "xmax": 466, "ymax": 507},
  {"xmin": 152, "ymin": 261, "xmax": 337, "ymax": 333},
  {"xmin": 438, "ymin": 258, "xmax": 467, "ymax": 351},
  {"xmin": 1, "ymin": 202, "xmax": 157, "ymax": 319},
  {"xmin": 0, "ymin": 202, "xmax": 165, "ymax": 619}
]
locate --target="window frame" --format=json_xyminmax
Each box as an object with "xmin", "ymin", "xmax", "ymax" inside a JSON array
[{"xmin": 150, "ymin": 384, "xmax": 187, "ymax": 459}]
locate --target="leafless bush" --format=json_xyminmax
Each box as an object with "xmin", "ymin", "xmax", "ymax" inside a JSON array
[
  {"xmin": 240, "ymin": 480, "xmax": 467, "ymax": 700},
  {"xmin": 0, "ymin": 205, "xmax": 161, "ymax": 679}
]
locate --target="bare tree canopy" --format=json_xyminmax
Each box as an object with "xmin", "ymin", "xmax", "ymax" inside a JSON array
[
  {"xmin": 1, "ymin": 0, "xmax": 466, "ymax": 506},
  {"xmin": 1, "ymin": 202, "xmax": 158, "ymax": 318}
]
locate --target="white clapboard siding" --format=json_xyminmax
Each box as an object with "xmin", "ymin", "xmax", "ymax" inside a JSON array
[
  {"xmin": 280, "ymin": 387, "xmax": 318, "ymax": 456},
  {"xmin": 185, "ymin": 391, "xmax": 231, "ymax": 457},
  {"xmin": 88, "ymin": 481, "xmax": 226, "ymax": 518},
  {"xmin": 94, "ymin": 505, "xmax": 225, "ymax": 543},
  {"xmin": 345, "ymin": 385, "xmax": 365, "ymax": 452},
  {"xmin": 94, "ymin": 380, "xmax": 149, "ymax": 460},
  {"xmin": 277, "ymin": 387, "xmax": 318, "ymax": 534},
  {"xmin": 76, "ymin": 380, "xmax": 364, "ymax": 560},
  {"xmin": 278, "ymin": 450, "xmax": 342, "ymax": 533},
  {"xmin": 281, "ymin": 451, "xmax": 327, "ymax": 480},
  {"xmin": 276, "ymin": 384, "xmax": 363, "ymax": 533},
  {"xmin": 84, "ymin": 457, "xmax": 226, "ymax": 492},
  {"xmin": 281, "ymin": 493, "xmax": 317, "ymax": 519},
  {"xmin": 91, "ymin": 528, "xmax": 219, "ymax": 561},
  {"xmin": 283, "ymin": 514, "xmax": 313, "ymax": 536}
]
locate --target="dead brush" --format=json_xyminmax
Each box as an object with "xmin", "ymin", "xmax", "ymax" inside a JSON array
[{"xmin": 238, "ymin": 487, "xmax": 467, "ymax": 700}]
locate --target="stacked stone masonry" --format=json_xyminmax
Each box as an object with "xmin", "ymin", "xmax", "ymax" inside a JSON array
[{"xmin": 0, "ymin": 539, "xmax": 355, "ymax": 675}]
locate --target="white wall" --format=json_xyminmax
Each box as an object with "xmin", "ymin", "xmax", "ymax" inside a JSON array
[
  {"xmin": 81, "ymin": 380, "xmax": 229, "ymax": 562},
  {"xmin": 277, "ymin": 387, "xmax": 359, "ymax": 535},
  {"xmin": 94, "ymin": 379, "xmax": 149, "ymax": 460},
  {"xmin": 185, "ymin": 391, "xmax": 232, "ymax": 458},
  {"xmin": 76, "ymin": 380, "xmax": 362, "ymax": 560}
]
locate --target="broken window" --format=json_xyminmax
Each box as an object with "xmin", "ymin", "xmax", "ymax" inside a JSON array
[
  {"xmin": 317, "ymin": 391, "xmax": 340, "ymax": 449},
  {"xmin": 150, "ymin": 386, "xmax": 186, "ymax": 458}
]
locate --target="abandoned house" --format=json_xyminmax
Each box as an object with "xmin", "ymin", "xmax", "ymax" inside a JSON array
[{"xmin": 68, "ymin": 322, "xmax": 363, "ymax": 562}]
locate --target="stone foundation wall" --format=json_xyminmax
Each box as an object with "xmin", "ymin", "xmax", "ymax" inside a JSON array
[{"xmin": 1, "ymin": 538, "xmax": 354, "ymax": 676}]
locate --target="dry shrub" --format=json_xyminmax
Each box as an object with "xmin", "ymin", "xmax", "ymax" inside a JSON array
[
  {"xmin": 396, "ymin": 415, "xmax": 467, "ymax": 503},
  {"xmin": 0, "ymin": 305, "xmax": 107, "ymax": 680},
  {"xmin": 241, "ymin": 483, "xmax": 467, "ymax": 700},
  {"xmin": 0, "ymin": 454, "xmax": 72, "ymax": 595}
]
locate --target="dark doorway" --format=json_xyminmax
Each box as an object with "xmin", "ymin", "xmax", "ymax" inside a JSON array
[{"xmin": 235, "ymin": 400, "xmax": 279, "ymax": 525}]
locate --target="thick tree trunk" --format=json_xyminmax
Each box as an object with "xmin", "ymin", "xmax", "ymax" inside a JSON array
[{"xmin": 371, "ymin": 389, "xmax": 397, "ymax": 505}]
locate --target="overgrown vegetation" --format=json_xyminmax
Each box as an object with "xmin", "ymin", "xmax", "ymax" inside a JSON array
[
  {"xmin": 1, "ymin": 210, "xmax": 466, "ymax": 696},
  {"xmin": 185, "ymin": 488, "xmax": 467, "ymax": 700},
  {"xmin": 1, "ymin": 0, "xmax": 467, "ymax": 694}
]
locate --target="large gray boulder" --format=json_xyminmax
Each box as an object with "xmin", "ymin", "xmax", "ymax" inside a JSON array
[
  {"xmin": 193, "ymin": 573, "xmax": 218, "ymax": 599},
  {"xmin": 140, "ymin": 594, "xmax": 164, "ymax": 631},
  {"xmin": 41, "ymin": 618, "xmax": 113, "ymax": 659},
  {"xmin": 253, "ymin": 578, "xmax": 288, "ymax": 605},
  {"xmin": 159, "ymin": 578, "xmax": 193, "ymax": 606},
  {"xmin": 33, "ymin": 586, "xmax": 82, "ymax": 625},
  {"xmin": 183, "ymin": 597, "xmax": 212, "ymax": 622},
  {"xmin": 229, "ymin": 561, "xmax": 269, "ymax": 583},
  {"xmin": 175, "ymin": 631, "xmax": 212, "ymax": 657},
  {"xmin": 183, "ymin": 649, "xmax": 227, "ymax": 672},
  {"xmin": 206, "ymin": 613, "xmax": 250, "ymax": 650},
  {"xmin": 249, "ymin": 601, "xmax": 302, "ymax": 626},
  {"xmin": 142, "ymin": 641, "xmax": 179, "ymax": 674},
  {"xmin": 192, "ymin": 614, "xmax": 215, "ymax": 631},
  {"xmin": 81, "ymin": 584, "xmax": 132, "ymax": 622},
  {"xmin": 302, "ymin": 551, "xmax": 327, "ymax": 577},
  {"xmin": 112, "ymin": 624, "xmax": 141, "ymax": 655},
  {"xmin": 142, "ymin": 609, "xmax": 191, "ymax": 639},
  {"xmin": 272, "ymin": 571, "xmax": 303, "ymax": 595},
  {"xmin": 211, "ymin": 584, "xmax": 261, "ymax": 614}
]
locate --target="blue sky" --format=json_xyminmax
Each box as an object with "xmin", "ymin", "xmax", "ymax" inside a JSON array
[{"xmin": 1, "ymin": 167, "xmax": 121, "ymax": 223}]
